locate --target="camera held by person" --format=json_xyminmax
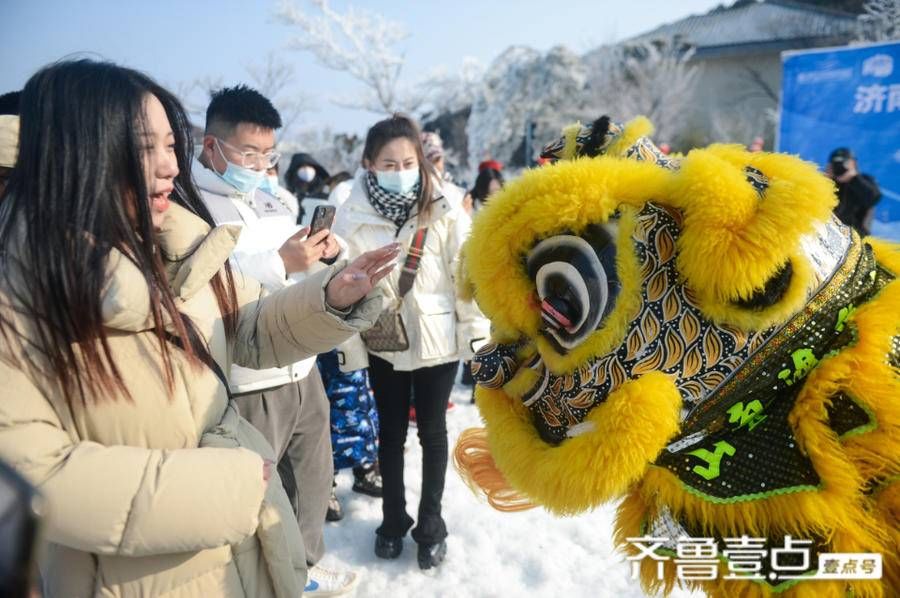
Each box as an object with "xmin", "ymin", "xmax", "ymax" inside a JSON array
[{"xmin": 826, "ymin": 147, "xmax": 881, "ymax": 237}]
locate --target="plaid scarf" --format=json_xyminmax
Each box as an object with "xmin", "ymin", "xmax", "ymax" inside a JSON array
[{"xmin": 365, "ymin": 171, "xmax": 421, "ymax": 229}]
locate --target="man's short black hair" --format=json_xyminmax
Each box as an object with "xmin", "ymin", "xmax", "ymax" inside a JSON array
[
  {"xmin": 0, "ymin": 91, "xmax": 21, "ymax": 116},
  {"xmin": 205, "ymin": 85, "xmax": 282, "ymax": 138}
]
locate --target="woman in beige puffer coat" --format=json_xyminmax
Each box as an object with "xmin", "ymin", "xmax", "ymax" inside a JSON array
[{"xmin": 0, "ymin": 60, "xmax": 398, "ymax": 598}]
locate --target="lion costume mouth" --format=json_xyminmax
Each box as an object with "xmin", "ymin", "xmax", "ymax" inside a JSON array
[{"xmin": 527, "ymin": 223, "xmax": 621, "ymax": 352}]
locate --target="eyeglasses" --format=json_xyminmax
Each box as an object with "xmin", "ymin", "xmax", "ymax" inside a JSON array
[{"xmin": 215, "ymin": 138, "xmax": 281, "ymax": 169}]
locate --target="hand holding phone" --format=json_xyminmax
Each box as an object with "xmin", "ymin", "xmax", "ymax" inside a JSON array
[{"xmin": 309, "ymin": 205, "xmax": 336, "ymax": 241}]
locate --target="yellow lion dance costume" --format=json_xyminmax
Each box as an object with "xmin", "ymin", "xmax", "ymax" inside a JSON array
[{"xmin": 455, "ymin": 116, "xmax": 899, "ymax": 597}]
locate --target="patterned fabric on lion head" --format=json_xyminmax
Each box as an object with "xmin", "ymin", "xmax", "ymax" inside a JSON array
[{"xmin": 455, "ymin": 115, "xmax": 900, "ymax": 597}]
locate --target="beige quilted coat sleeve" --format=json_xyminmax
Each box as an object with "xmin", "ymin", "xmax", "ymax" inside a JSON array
[
  {"xmin": 0, "ymin": 364, "xmax": 267, "ymax": 557},
  {"xmin": 230, "ymin": 259, "xmax": 383, "ymax": 370}
]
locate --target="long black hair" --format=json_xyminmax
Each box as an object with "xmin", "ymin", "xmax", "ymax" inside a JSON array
[
  {"xmin": 0, "ymin": 59, "xmax": 238, "ymax": 407},
  {"xmin": 470, "ymin": 168, "xmax": 504, "ymax": 207}
]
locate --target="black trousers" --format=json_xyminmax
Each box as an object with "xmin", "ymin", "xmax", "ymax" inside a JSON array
[{"xmin": 368, "ymin": 354, "xmax": 459, "ymax": 544}]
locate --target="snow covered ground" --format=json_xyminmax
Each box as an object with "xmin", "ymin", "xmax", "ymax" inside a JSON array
[{"xmin": 318, "ymin": 381, "xmax": 703, "ymax": 598}]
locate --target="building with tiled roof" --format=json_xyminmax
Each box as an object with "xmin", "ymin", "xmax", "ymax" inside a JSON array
[{"xmin": 604, "ymin": 0, "xmax": 860, "ymax": 146}]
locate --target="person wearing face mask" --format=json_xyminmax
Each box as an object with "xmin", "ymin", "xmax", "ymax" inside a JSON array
[
  {"xmin": 285, "ymin": 152, "xmax": 331, "ymax": 224},
  {"xmin": 193, "ymin": 85, "xmax": 357, "ymax": 596},
  {"xmin": 259, "ymin": 163, "xmax": 300, "ymax": 220},
  {"xmin": 332, "ymin": 114, "xmax": 490, "ymax": 570}
]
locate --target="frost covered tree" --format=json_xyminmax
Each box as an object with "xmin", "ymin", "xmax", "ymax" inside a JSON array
[
  {"xmin": 275, "ymin": 0, "xmax": 421, "ymax": 114},
  {"xmin": 857, "ymin": 0, "xmax": 900, "ymax": 41},
  {"xmin": 280, "ymin": 126, "xmax": 363, "ymax": 175},
  {"xmin": 417, "ymin": 57, "xmax": 485, "ymax": 117},
  {"xmin": 172, "ymin": 76, "xmax": 224, "ymax": 128},
  {"xmin": 708, "ymin": 104, "xmax": 778, "ymax": 147},
  {"xmin": 466, "ymin": 46, "xmax": 590, "ymax": 173},
  {"xmin": 584, "ymin": 38, "xmax": 700, "ymax": 145}
]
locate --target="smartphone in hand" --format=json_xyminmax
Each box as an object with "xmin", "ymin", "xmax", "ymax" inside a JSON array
[{"xmin": 309, "ymin": 205, "xmax": 336, "ymax": 242}]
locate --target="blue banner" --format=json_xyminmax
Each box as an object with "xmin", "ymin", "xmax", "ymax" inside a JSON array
[{"xmin": 779, "ymin": 41, "xmax": 900, "ymax": 240}]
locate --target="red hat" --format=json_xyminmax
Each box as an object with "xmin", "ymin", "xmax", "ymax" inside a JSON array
[{"xmin": 478, "ymin": 159, "xmax": 503, "ymax": 173}]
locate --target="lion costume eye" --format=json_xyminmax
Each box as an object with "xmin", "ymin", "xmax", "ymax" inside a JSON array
[{"xmin": 526, "ymin": 224, "xmax": 620, "ymax": 352}]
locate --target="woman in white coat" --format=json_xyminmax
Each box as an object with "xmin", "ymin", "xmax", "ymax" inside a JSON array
[{"xmin": 333, "ymin": 115, "xmax": 488, "ymax": 570}]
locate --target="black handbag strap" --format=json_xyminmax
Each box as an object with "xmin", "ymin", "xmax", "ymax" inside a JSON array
[
  {"xmin": 164, "ymin": 327, "xmax": 232, "ymax": 400},
  {"xmin": 397, "ymin": 227, "xmax": 428, "ymax": 298}
]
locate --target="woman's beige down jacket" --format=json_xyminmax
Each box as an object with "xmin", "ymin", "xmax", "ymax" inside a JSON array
[{"xmin": 0, "ymin": 203, "xmax": 381, "ymax": 597}]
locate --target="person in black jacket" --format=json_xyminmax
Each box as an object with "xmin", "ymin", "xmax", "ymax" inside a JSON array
[
  {"xmin": 285, "ymin": 152, "xmax": 330, "ymax": 223},
  {"xmin": 827, "ymin": 147, "xmax": 881, "ymax": 237}
]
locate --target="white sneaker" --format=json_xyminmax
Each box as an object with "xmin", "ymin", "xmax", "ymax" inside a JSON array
[{"xmin": 304, "ymin": 564, "xmax": 359, "ymax": 596}]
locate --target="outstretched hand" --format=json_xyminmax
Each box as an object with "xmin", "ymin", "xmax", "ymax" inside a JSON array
[{"xmin": 325, "ymin": 243, "xmax": 401, "ymax": 311}]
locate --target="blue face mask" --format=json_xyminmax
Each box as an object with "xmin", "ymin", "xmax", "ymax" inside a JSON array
[
  {"xmin": 376, "ymin": 167, "xmax": 420, "ymax": 195},
  {"xmin": 259, "ymin": 174, "xmax": 280, "ymax": 195},
  {"xmin": 215, "ymin": 141, "xmax": 265, "ymax": 194}
]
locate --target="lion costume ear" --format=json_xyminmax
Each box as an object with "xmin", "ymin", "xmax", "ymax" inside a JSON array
[
  {"xmin": 665, "ymin": 144, "xmax": 838, "ymax": 331},
  {"xmin": 540, "ymin": 115, "xmax": 675, "ymax": 169}
]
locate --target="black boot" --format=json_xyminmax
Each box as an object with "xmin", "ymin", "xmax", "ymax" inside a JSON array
[
  {"xmin": 352, "ymin": 463, "xmax": 383, "ymax": 497},
  {"xmin": 461, "ymin": 360, "xmax": 475, "ymax": 386},
  {"xmin": 374, "ymin": 534, "xmax": 403, "ymax": 559},
  {"xmin": 325, "ymin": 478, "xmax": 343, "ymax": 522},
  {"xmin": 417, "ymin": 540, "xmax": 447, "ymax": 570}
]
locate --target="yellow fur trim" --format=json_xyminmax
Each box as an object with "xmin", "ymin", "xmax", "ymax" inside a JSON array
[
  {"xmin": 872, "ymin": 479, "xmax": 900, "ymax": 593},
  {"xmin": 501, "ymin": 363, "xmax": 541, "ymax": 399},
  {"xmin": 669, "ymin": 145, "xmax": 836, "ymax": 330},
  {"xmin": 626, "ymin": 469, "xmax": 887, "ymax": 597},
  {"xmin": 606, "ymin": 116, "xmax": 654, "ymax": 158},
  {"xmin": 455, "ymin": 239, "xmax": 476, "ymax": 302},
  {"xmin": 826, "ymin": 265, "xmax": 900, "ymax": 484},
  {"xmin": 616, "ymin": 493, "xmax": 865, "ymax": 597},
  {"xmin": 868, "ymin": 237, "xmax": 900, "ymax": 275},
  {"xmin": 465, "ymin": 159, "xmax": 669, "ymax": 372},
  {"xmin": 468, "ymin": 372, "xmax": 680, "ymax": 515},
  {"xmin": 692, "ymin": 250, "xmax": 817, "ymax": 332}
]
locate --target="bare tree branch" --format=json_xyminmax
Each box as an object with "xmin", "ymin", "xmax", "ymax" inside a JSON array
[{"xmin": 245, "ymin": 52, "xmax": 316, "ymax": 141}]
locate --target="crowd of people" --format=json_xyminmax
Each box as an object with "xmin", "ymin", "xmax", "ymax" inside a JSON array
[
  {"xmin": 0, "ymin": 57, "xmax": 883, "ymax": 598},
  {"xmin": 0, "ymin": 60, "xmax": 508, "ymax": 597}
]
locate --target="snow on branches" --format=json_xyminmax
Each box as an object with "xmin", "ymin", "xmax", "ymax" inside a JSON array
[
  {"xmin": 275, "ymin": 0, "xmax": 417, "ymax": 114},
  {"xmin": 857, "ymin": 0, "xmax": 900, "ymax": 42}
]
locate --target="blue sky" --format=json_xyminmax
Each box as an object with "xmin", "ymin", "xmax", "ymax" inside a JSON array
[{"xmin": 1, "ymin": 0, "xmax": 725, "ymax": 134}]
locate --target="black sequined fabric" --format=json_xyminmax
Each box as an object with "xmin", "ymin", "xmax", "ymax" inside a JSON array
[{"xmin": 656, "ymin": 242, "xmax": 891, "ymax": 500}]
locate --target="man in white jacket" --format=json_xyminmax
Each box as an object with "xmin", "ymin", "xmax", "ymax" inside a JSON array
[{"xmin": 194, "ymin": 85, "xmax": 357, "ymax": 596}]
